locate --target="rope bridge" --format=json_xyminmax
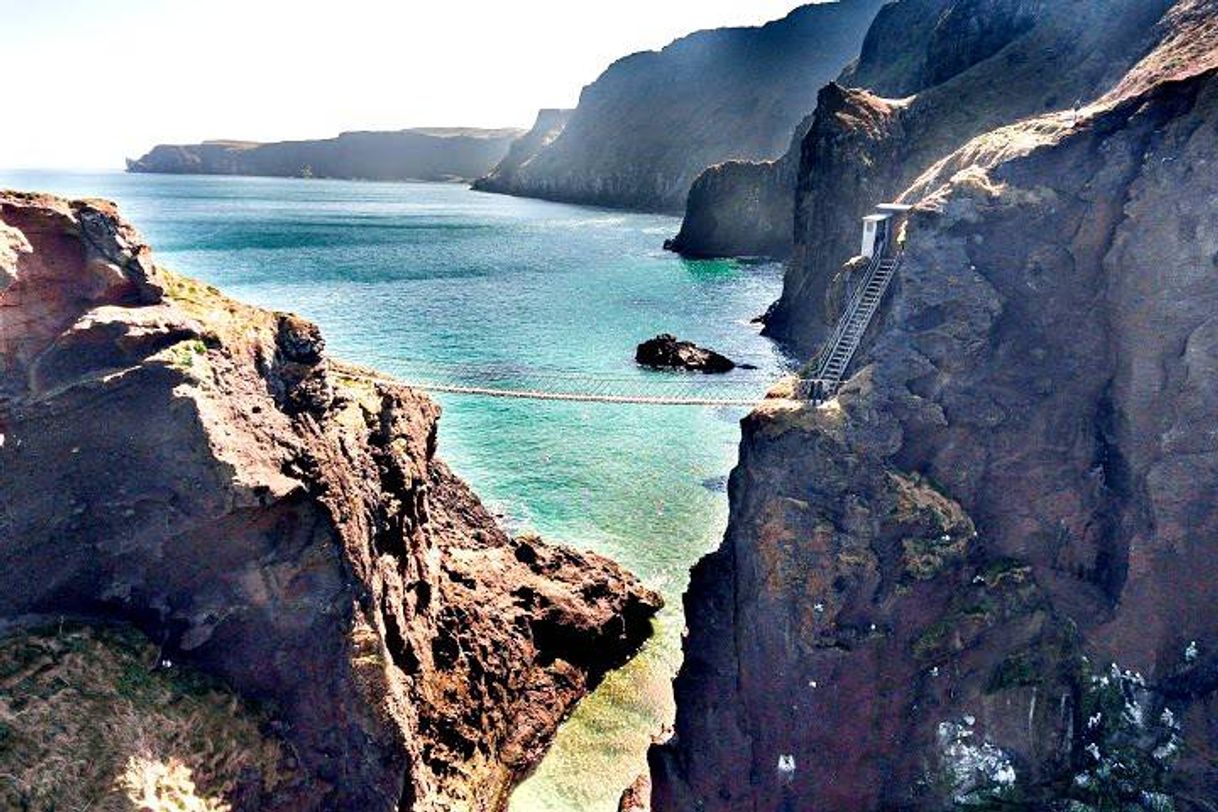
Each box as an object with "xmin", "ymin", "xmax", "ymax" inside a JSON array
[
  {"xmin": 341, "ymin": 358, "xmax": 800, "ymax": 407},
  {"xmin": 333, "ymin": 219, "xmax": 906, "ymax": 409},
  {"xmin": 334, "ymin": 243, "xmax": 899, "ymax": 409}
]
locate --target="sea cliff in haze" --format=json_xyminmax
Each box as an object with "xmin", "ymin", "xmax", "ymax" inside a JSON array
[
  {"xmin": 127, "ymin": 127, "xmax": 524, "ymax": 182},
  {"xmin": 474, "ymin": 0, "xmax": 888, "ymax": 212}
]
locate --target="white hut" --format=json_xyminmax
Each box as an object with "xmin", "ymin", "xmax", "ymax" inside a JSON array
[
  {"xmin": 860, "ymin": 214, "xmax": 891, "ymax": 259},
  {"xmin": 860, "ymin": 203, "xmax": 913, "ymax": 258}
]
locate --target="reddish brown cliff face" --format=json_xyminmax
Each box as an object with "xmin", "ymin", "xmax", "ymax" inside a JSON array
[
  {"xmin": 652, "ymin": 3, "xmax": 1218, "ymax": 809},
  {"xmin": 0, "ymin": 192, "xmax": 661, "ymax": 811}
]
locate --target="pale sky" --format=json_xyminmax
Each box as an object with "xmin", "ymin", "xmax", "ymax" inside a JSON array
[{"xmin": 2, "ymin": 0, "xmax": 809, "ymax": 169}]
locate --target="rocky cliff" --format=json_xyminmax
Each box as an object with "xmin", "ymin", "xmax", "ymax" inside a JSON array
[
  {"xmin": 665, "ymin": 0, "xmax": 955, "ymax": 260},
  {"xmin": 663, "ymin": 115, "xmax": 811, "ymax": 260},
  {"xmin": 127, "ymin": 127, "xmax": 524, "ymax": 182},
  {"xmin": 767, "ymin": 0, "xmax": 1171, "ymax": 355},
  {"xmin": 0, "ymin": 192, "xmax": 661, "ymax": 810},
  {"xmin": 670, "ymin": 0, "xmax": 1165, "ymax": 265},
  {"xmin": 651, "ymin": 1, "xmax": 1218, "ymax": 809},
  {"xmin": 473, "ymin": 0, "xmax": 887, "ymax": 213},
  {"xmin": 471, "ymin": 109, "xmax": 571, "ymax": 196},
  {"xmin": 663, "ymin": 157, "xmax": 794, "ymax": 259}
]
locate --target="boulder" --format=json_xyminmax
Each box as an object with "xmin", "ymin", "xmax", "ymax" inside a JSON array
[{"xmin": 635, "ymin": 334, "xmax": 736, "ymax": 373}]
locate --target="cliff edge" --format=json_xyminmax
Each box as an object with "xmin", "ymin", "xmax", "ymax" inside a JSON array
[
  {"xmin": 670, "ymin": 0, "xmax": 1165, "ymax": 264},
  {"xmin": 768, "ymin": 0, "xmax": 1170, "ymax": 354},
  {"xmin": 652, "ymin": 1, "xmax": 1218, "ymax": 808},
  {"xmin": 0, "ymin": 191, "xmax": 661, "ymax": 810}
]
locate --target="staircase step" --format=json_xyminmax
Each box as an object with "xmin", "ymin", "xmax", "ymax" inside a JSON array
[{"xmin": 811, "ymin": 253, "xmax": 901, "ymax": 397}]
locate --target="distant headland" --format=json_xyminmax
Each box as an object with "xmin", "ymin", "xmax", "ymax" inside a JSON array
[{"xmin": 126, "ymin": 127, "xmax": 524, "ymax": 182}]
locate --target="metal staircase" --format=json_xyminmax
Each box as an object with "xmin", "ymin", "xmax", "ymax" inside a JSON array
[{"xmin": 810, "ymin": 241, "xmax": 901, "ymax": 398}]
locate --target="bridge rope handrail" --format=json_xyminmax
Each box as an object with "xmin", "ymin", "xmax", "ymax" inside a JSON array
[
  {"xmin": 336, "ymin": 366, "xmax": 830, "ymax": 407},
  {"xmin": 326, "ymin": 205, "xmax": 907, "ymax": 407},
  {"xmin": 391, "ymin": 369, "xmax": 775, "ymax": 388}
]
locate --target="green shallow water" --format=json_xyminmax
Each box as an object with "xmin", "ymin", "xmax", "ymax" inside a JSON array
[{"xmin": 0, "ymin": 171, "xmax": 790, "ymax": 811}]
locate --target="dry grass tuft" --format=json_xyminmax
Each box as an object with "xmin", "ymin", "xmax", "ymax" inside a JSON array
[
  {"xmin": 160, "ymin": 268, "xmax": 274, "ymax": 342},
  {"xmin": 1105, "ymin": 0, "xmax": 1218, "ymax": 102},
  {"xmin": 0, "ymin": 624, "xmax": 296, "ymax": 811}
]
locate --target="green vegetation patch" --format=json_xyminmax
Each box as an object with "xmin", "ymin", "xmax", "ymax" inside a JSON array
[
  {"xmin": 1067, "ymin": 662, "xmax": 1183, "ymax": 811},
  {"xmin": 166, "ymin": 339, "xmax": 209, "ymax": 370},
  {"xmin": 903, "ymin": 533, "xmax": 971, "ymax": 581},
  {"xmin": 889, "ymin": 471, "xmax": 975, "ymax": 582},
  {"xmin": 914, "ymin": 617, "xmax": 964, "ymax": 661},
  {"xmin": 978, "ymin": 557, "xmax": 1033, "ymax": 589},
  {"xmin": 986, "ymin": 653, "xmax": 1042, "ymax": 693}
]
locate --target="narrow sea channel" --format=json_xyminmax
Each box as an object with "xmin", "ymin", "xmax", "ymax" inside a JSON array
[{"xmin": 0, "ymin": 171, "xmax": 789, "ymax": 811}]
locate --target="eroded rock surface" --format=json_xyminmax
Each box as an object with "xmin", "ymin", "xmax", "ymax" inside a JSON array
[
  {"xmin": 652, "ymin": 3, "xmax": 1218, "ymax": 809},
  {"xmin": 0, "ymin": 191, "xmax": 661, "ymax": 811}
]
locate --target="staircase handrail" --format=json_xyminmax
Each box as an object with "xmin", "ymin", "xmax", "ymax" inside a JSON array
[
  {"xmin": 813, "ymin": 235, "xmax": 888, "ymax": 378},
  {"xmin": 828, "ymin": 251, "xmax": 901, "ymax": 381}
]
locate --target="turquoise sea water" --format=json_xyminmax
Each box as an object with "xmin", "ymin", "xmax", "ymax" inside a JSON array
[{"xmin": 0, "ymin": 171, "xmax": 789, "ymax": 811}]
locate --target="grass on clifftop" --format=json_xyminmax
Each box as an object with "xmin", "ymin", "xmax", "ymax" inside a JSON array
[{"xmin": 0, "ymin": 624, "xmax": 295, "ymax": 811}]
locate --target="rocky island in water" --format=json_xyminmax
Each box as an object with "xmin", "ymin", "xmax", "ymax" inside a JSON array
[{"xmin": 4, "ymin": 0, "xmax": 1218, "ymax": 810}]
